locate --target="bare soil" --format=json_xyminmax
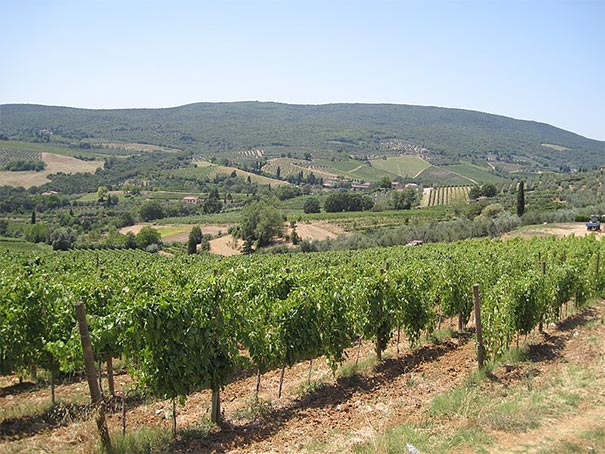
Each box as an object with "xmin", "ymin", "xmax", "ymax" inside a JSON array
[
  {"xmin": 209, "ymin": 235, "xmax": 243, "ymax": 256},
  {"xmin": 162, "ymin": 224, "xmax": 233, "ymax": 243},
  {"xmin": 205, "ymin": 222, "xmax": 345, "ymax": 257},
  {"xmin": 291, "ymin": 222, "xmax": 344, "ymax": 241}
]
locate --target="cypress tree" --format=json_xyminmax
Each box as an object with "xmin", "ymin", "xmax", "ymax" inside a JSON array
[
  {"xmin": 31, "ymin": 210, "xmax": 36, "ymax": 224},
  {"xmin": 516, "ymin": 181, "xmax": 525, "ymax": 217}
]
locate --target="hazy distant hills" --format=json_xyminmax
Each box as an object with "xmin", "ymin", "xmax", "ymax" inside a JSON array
[{"xmin": 0, "ymin": 102, "xmax": 602, "ymax": 170}]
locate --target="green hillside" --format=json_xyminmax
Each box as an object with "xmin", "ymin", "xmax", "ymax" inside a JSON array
[
  {"xmin": 1, "ymin": 102, "xmax": 603, "ymax": 170},
  {"xmin": 369, "ymin": 155, "xmax": 431, "ymax": 178}
]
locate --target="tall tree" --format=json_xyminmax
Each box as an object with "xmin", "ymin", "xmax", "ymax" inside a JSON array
[
  {"xmin": 31, "ymin": 209, "xmax": 36, "ymax": 224},
  {"xmin": 187, "ymin": 225, "xmax": 203, "ymax": 255},
  {"xmin": 97, "ymin": 186, "xmax": 108, "ymax": 203},
  {"xmin": 517, "ymin": 181, "xmax": 525, "ymax": 217}
]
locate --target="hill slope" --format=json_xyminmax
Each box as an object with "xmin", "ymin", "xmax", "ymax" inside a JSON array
[{"xmin": 1, "ymin": 102, "xmax": 602, "ymax": 169}]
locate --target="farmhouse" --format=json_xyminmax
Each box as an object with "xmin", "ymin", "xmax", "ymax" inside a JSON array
[
  {"xmin": 351, "ymin": 182, "xmax": 371, "ymax": 191},
  {"xmin": 183, "ymin": 196, "xmax": 200, "ymax": 204}
]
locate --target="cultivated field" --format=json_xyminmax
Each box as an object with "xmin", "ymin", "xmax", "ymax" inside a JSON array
[
  {"xmin": 441, "ymin": 163, "xmax": 508, "ymax": 184},
  {"xmin": 416, "ymin": 166, "xmax": 474, "ymax": 185},
  {"xmin": 263, "ymin": 158, "xmax": 338, "ymax": 180},
  {"xmin": 421, "ymin": 186, "xmax": 471, "ymax": 207},
  {"xmin": 173, "ymin": 161, "xmax": 288, "ymax": 186},
  {"xmin": 90, "ymin": 141, "xmax": 181, "ymax": 153},
  {"xmin": 0, "ymin": 153, "xmax": 103, "ymax": 188},
  {"xmin": 368, "ymin": 155, "xmax": 431, "ymax": 178},
  {"xmin": 120, "ymin": 221, "xmax": 343, "ymax": 255}
]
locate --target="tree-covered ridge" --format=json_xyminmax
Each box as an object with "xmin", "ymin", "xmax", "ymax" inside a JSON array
[{"xmin": 1, "ymin": 102, "xmax": 602, "ymax": 169}]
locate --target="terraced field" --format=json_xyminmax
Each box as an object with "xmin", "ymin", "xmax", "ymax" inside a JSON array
[
  {"xmin": 0, "ymin": 147, "xmax": 41, "ymax": 167},
  {"xmin": 172, "ymin": 161, "xmax": 288, "ymax": 186},
  {"xmin": 263, "ymin": 158, "xmax": 337, "ymax": 179},
  {"xmin": 315, "ymin": 159, "xmax": 394, "ymax": 182},
  {"xmin": 368, "ymin": 155, "xmax": 431, "ymax": 178},
  {"xmin": 442, "ymin": 163, "xmax": 508, "ymax": 184},
  {"xmin": 422, "ymin": 185, "xmax": 471, "ymax": 207}
]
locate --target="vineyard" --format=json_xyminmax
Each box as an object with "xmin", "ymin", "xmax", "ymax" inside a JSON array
[
  {"xmin": 422, "ymin": 185, "xmax": 471, "ymax": 207},
  {"xmin": 0, "ymin": 234, "xmax": 603, "ymax": 444},
  {"xmin": 0, "ymin": 147, "xmax": 41, "ymax": 167}
]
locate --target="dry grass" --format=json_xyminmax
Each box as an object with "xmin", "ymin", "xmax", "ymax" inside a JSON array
[{"xmin": 0, "ymin": 153, "xmax": 102, "ymax": 188}]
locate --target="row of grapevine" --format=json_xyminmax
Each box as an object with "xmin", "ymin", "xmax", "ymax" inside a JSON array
[
  {"xmin": 0, "ymin": 235, "xmax": 603, "ymax": 422},
  {"xmin": 0, "ymin": 148, "xmax": 41, "ymax": 166},
  {"xmin": 424, "ymin": 186, "xmax": 471, "ymax": 207}
]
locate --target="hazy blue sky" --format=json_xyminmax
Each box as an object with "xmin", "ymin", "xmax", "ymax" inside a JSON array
[{"xmin": 1, "ymin": 0, "xmax": 603, "ymax": 140}]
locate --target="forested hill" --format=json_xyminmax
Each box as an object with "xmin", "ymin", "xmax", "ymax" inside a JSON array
[{"xmin": 0, "ymin": 102, "xmax": 602, "ymax": 169}]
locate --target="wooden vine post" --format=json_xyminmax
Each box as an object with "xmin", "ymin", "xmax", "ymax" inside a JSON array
[
  {"xmin": 75, "ymin": 302, "xmax": 112, "ymax": 453},
  {"xmin": 211, "ymin": 388, "xmax": 221, "ymax": 425},
  {"xmin": 539, "ymin": 261, "xmax": 546, "ymax": 332},
  {"xmin": 121, "ymin": 393, "xmax": 126, "ymax": 437},
  {"xmin": 255, "ymin": 369, "xmax": 261, "ymax": 400},
  {"xmin": 278, "ymin": 365, "xmax": 286, "ymax": 399},
  {"xmin": 307, "ymin": 359, "xmax": 313, "ymax": 385},
  {"xmin": 172, "ymin": 398, "xmax": 177, "ymax": 437},
  {"xmin": 472, "ymin": 285, "xmax": 485, "ymax": 369},
  {"xmin": 597, "ymin": 251, "xmax": 601, "ymax": 291},
  {"xmin": 106, "ymin": 355, "xmax": 115, "ymax": 397}
]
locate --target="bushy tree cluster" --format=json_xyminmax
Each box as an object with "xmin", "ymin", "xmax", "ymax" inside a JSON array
[
  {"xmin": 469, "ymin": 183, "xmax": 498, "ymax": 199},
  {"xmin": 303, "ymin": 197, "xmax": 321, "ymax": 213},
  {"xmin": 324, "ymin": 192, "xmax": 373, "ymax": 212},
  {"xmin": 3, "ymin": 159, "xmax": 46, "ymax": 171},
  {"xmin": 233, "ymin": 199, "xmax": 284, "ymax": 252}
]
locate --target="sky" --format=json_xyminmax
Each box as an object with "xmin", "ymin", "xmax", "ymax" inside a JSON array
[{"xmin": 1, "ymin": 0, "xmax": 604, "ymax": 140}]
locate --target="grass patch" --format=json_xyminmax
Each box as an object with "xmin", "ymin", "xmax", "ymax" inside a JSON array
[
  {"xmin": 338, "ymin": 354, "xmax": 378, "ymax": 379},
  {"xmin": 297, "ymin": 380, "xmax": 328, "ymax": 398},
  {"xmin": 353, "ymin": 421, "xmax": 492, "ymax": 454},
  {"xmin": 233, "ymin": 397, "xmax": 273, "ymax": 420},
  {"xmin": 0, "ymin": 237, "xmax": 51, "ymax": 253},
  {"xmin": 425, "ymin": 326, "xmax": 454, "ymax": 344},
  {"xmin": 536, "ymin": 427, "xmax": 605, "ymax": 454},
  {"xmin": 108, "ymin": 426, "xmax": 172, "ymax": 454},
  {"xmin": 500, "ymin": 346, "xmax": 529, "ymax": 365},
  {"xmin": 177, "ymin": 417, "xmax": 215, "ymax": 443},
  {"xmin": 0, "ymin": 399, "xmax": 51, "ymax": 423}
]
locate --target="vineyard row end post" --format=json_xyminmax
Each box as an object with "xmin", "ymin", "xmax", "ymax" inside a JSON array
[
  {"xmin": 472, "ymin": 284, "xmax": 485, "ymax": 369},
  {"xmin": 75, "ymin": 301, "xmax": 112, "ymax": 453}
]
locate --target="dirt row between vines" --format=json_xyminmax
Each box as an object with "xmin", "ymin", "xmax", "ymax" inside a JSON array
[
  {"xmin": 0, "ymin": 321, "xmax": 475, "ymax": 453},
  {"xmin": 2, "ymin": 302, "xmax": 604, "ymax": 453}
]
